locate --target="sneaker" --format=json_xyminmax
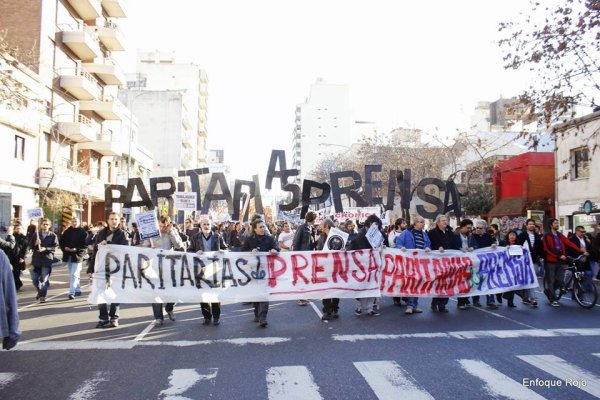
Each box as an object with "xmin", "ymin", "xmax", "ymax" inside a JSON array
[
  {"xmin": 154, "ymin": 319, "xmax": 164, "ymax": 327},
  {"xmin": 531, "ymin": 299, "xmax": 538, "ymax": 308},
  {"xmin": 354, "ymin": 308, "xmax": 362, "ymax": 316},
  {"xmin": 259, "ymin": 320, "xmax": 268, "ymax": 327},
  {"xmin": 297, "ymin": 300, "xmax": 309, "ymax": 306},
  {"xmin": 551, "ymin": 301, "xmax": 560, "ymax": 307},
  {"xmin": 96, "ymin": 320, "xmax": 110, "ymax": 329},
  {"xmin": 522, "ymin": 299, "xmax": 532, "ymax": 305},
  {"xmin": 487, "ymin": 303, "xmax": 499, "ymax": 310},
  {"xmin": 39, "ymin": 297, "xmax": 46, "ymax": 303},
  {"xmin": 412, "ymin": 307, "xmax": 423, "ymax": 314},
  {"xmin": 367, "ymin": 311, "xmax": 380, "ymax": 316},
  {"xmin": 405, "ymin": 306, "xmax": 414, "ymax": 315},
  {"xmin": 68, "ymin": 294, "xmax": 75, "ymax": 300},
  {"xmin": 167, "ymin": 311, "xmax": 176, "ymax": 321},
  {"xmin": 213, "ymin": 319, "xmax": 220, "ymax": 326},
  {"xmin": 321, "ymin": 313, "xmax": 332, "ymax": 321},
  {"xmin": 109, "ymin": 320, "xmax": 119, "ymax": 328},
  {"xmin": 74, "ymin": 292, "xmax": 82, "ymax": 297},
  {"xmin": 458, "ymin": 304, "xmax": 468, "ymax": 310},
  {"xmin": 202, "ymin": 318, "xmax": 211, "ymax": 325}
]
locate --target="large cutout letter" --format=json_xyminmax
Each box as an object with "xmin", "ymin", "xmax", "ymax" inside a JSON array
[
  {"xmin": 416, "ymin": 178, "xmax": 445, "ymax": 219},
  {"xmin": 201, "ymin": 173, "xmax": 233, "ymax": 214},
  {"xmin": 124, "ymin": 178, "xmax": 154, "ymax": 209},
  {"xmin": 300, "ymin": 180, "xmax": 331, "ymax": 218},
  {"xmin": 265, "ymin": 150, "xmax": 288, "ymax": 190},
  {"xmin": 330, "ymin": 170, "xmax": 367, "ymax": 212},
  {"xmin": 364, "ymin": 165, "xmax": 383, "ymax": 206}
]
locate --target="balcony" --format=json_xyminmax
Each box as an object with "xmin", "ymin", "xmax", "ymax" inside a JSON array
[
  {"xmin": 79, "ymin": 96, "xmax": 125, "ymax": 120},
  {"xmin": 57, "ymin": 114, "xmax": 98, "ymax": 143},
  {"xmin": 101, "ymin": 0, "xmax": 127, "ymax": 18},
  {"xmin": 95, "ymin": 21, "xmax": 125, "ymax": 51},
  {"xmin": 82, "ymin": 58, "xmax": 125, "ymax": 85},
  {"xmin": 59, "ymin": 69, "xmax": 101, "ymax": 100},
  {"xmin": 61, "ymin": 25, "xmax": 101, "ymax": 60},
  {"xmin": 78, "ymin": 133, "xmax": 126, "ymax": 156},
  {"xmin": 65, "ymin": 0, "xmax": 102, "ymax": 20}
]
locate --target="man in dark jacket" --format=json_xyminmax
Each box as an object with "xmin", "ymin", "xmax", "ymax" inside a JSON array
[
  {"xmin": 428, "ymin": 215, "xmax": 454, "ymax": 312},
  {"xmin": 30, "ymin": 218, "xmax": 58, "ymax": 303},
  {"xmin": 87, "ymin": 212, "xmax": 129, "ymax": 328},
  {"xmin": 472, "ymin": 220, "xmax": 498, "ymax": 309},
  {"xmin": 291, "ymin": 210, "xmax": 317, "ymax": 306},
  {"xmin": 452, "ymin": 219, "xmax": 478, "ymax": 310},
  {"xmin": 517, "ymin": 219, "xmax": 544, "ymax": 306},
  {"xmin": 60, "ymin": 217, "xmax": 87, "ymax": 300},
  {"xmin": 1, "ymin": 249, "xmax": 20, "ymax": 350},
  {"xmin": 9, "ymin": 224, "xmax": 28, "ymax": 291},
  {"xmin": 188, "ymin": 218, "xmax": 227, "ymax": 325}
]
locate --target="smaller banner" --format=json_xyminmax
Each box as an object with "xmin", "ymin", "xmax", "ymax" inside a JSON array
[
  {"xmin": 366, "ymin": 224, "xmax": 384, "ymax": 249},
  {"xmin": 323, "ymin": 228, "xmax": 349, "ymax": 250},
  {"xmin": 27, "ymin": 208, "xmax": 44, "ymax": 220},
  {"xmin": 334, "ymin": 207, "xmax": 380, "ymax": 222},
  {"xmin": 135, "ymin": 210, "xmax": 160, "ymax": 240},
  {"xmin": 173, "ymin": 192, "xmax": 197, "ymax": 212}
]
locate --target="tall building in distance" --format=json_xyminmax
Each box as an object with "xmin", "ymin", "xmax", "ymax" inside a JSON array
[
  {"xmin": 121, "ymin": 50, "xmax": 208, "ymax": 177},
  {"xmin": 0, "ymin": 0, "xmax": 152, "ymax": 225},
  {"xmin": 292, "ymin": 78, "xmax": 352, "ymax": 181}
]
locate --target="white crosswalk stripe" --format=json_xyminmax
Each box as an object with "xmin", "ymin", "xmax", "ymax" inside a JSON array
[
  {"xmin": 518, "ymin": 355, "xmax": 600, "ymax": 398},
  {"xmin": 0, "ymin": 373, "xmax": 18, "ymax": 390},
  {"xmin": 159, "ymin": 368, "xmax": 218, "ymax": 400},
  {"xmin": 458, "ymin": 359, "xmax": 547, "ymax": 400},
  {"xmin": 353, "ymin": 360, "xmax": 434, "ymax": 400},
  {"xmin": 266, "ymin": 366, "xmax": 323, "ymax": 400},
  {"xmin": 68, "ymin": 371, "xmax": 110, "ymax": 400}
]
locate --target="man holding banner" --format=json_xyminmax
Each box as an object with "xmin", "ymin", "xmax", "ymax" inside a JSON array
[
  {"xmin": 30, "ymin": 218, "xmax": 58, "ymax": 303},
  {"xmin": 395, "ymin": 216, "xmax": 431, "ymax": 315},
  {"xmin": 87, "ymin": 212, "xmax": 128, "ymax": 328},
  {"xmin": 317, "ymin": 219, "xmax": 340, "ymax": 321},
  {"xmin": 292, "ymin": 211, "xmax": 317, "ymax": 306},
  {"xmin": 188, "ymin": 218, "xmax": 227, "ymax": 326}
]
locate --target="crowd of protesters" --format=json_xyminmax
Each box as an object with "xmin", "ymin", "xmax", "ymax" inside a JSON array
[{"xmin": 1, "ymin": 209, "xmax": 598, "ymax": 345}]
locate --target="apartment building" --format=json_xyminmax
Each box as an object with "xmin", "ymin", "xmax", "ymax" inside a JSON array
[{"xmin": 0, "ymin": 0, "xmax": 152, "ymax": 225}]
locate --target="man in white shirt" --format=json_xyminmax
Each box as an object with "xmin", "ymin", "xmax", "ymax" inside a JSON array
[{"xmin": 277, "ymin": 222, "xmax": 295, "ymax": 251}]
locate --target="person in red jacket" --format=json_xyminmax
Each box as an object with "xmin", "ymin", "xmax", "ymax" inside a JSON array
[{"xmin": 542, "ymin": 218, "xmax": 587, "ymax": 306}]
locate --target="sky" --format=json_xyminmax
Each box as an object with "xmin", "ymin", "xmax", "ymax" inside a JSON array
[{"xmin": 121, "ymin": 0, "xmax": 534, "ymax": 181}]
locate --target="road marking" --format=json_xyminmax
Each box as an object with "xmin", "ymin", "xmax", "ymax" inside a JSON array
[
  {"xmin": 0, "ymin": 373, "xmax": 18, "ymax": 389},
  {"xmin": 458, "ymin": 359, "xmax": 546, "ymax": 400},
  {"xmin": 447, "ymin": 297, "xmax": 537, "ymax": 329},
  {"xmin": 133, "ymin": 320, "xmax": 156, "ymax": 341},
  {"xmin": 18, "ymin": 284, "xmax": 91, "ymax": 311},
  {"xmin": 15, "ymin": 337, "xmax": 291, "ymax": 351},
  {"xmin": 594, "ymin": 353, "xmax": 600, "ymax": 358},
  {"xmin": 266, "ymin": 366, "xmax": 322, "ymax": 400},
  {"xmin": 354, "ymin": 360, "xmax": 434, "ymax": 400},
  {"xmin": 159, "ymin": 368, "xmax": 218, "ymax": 400},
  {"xmin": 68, "ymin": 371, "xmax": 109, "ymax": 400},
  {"xmin": 309, "ymin": 301, "xmax": 327, "ymax": 323},
  {"xmin": 518, "ymin": 355, "xmax": 600, "ymax": 398},
  {"xmin": 332, "ymin": 328, "xmax": 600, "ymax": 342}
]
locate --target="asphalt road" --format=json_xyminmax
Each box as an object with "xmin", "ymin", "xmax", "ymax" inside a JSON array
[{"xmin": 1, "ymin": 263, "xmax": 599, "ymax": 400}]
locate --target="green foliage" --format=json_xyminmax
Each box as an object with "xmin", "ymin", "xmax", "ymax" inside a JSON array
[{"xmin": 462, "ymin": 184, "xmax": 493, "ymax": 216}]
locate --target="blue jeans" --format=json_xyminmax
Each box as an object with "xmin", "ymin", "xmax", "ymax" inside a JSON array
[
  {"xmin": 406, "ymin": 297, "xmax": 419, "ymax": 307},
  {"xmin": 98, "ymin": 303, "xmax": 120, "ymax": 322},
  {"xmin": 67, "ymin": 261, "xmax": 82, "ymax": 295},
  {"xmin": 152, "ymin": 303, "xmax": 174, "ymax": 320},
  {"xmin": 31, "ymin": 266, "xmax": 51, "ymax": 297}
]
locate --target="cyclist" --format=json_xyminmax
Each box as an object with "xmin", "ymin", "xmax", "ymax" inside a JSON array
[{"xmin": 541, "ymin": 218, "xmax": 587, "ymax": 307}]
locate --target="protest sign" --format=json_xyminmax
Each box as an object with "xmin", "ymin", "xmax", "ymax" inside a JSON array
[
  {"xmin": 323, "ymin": 227, "xmax": 349, "ymax": 251},
  {"xmin": 135, "ymin": 210, "xmax": 160, "ymax": 240},
  {"xmin": 27, "ymin": 208, "xmax": 44, "ymax": 220},
  {"xmin": 366, "ymin": 224, "xmax": 384, "ymax": 249},
  {"xmin": 88, "ymin": 245, "xmax": 538, "ymax": 304},
  {"xmin": 173, "ymin": 192, "xmax": 197, "ymax": 212}
]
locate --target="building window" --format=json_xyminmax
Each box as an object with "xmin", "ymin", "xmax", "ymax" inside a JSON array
[
  {"xmin": 571, "ymin": 147, "xmax": 589, "ymax": 179},
  {"xmin": 14, "ymin": 135, "xmax": 25, "ymax": 160}
]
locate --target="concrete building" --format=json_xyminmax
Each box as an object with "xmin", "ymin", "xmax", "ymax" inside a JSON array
[
  {"xmin": 0, "ymin": 0, "xmax": 152, "ymax": 226},
  {"xmin": 292, "ymin": 78, "xmax": 352, "ymax": 181},
  {"xmin": 123, "ymin": 50, "xmax": 208, "ymax": 168},
  {"xmin": 554, "ymin": 109, "xmax": 600, "ymax": 235}
]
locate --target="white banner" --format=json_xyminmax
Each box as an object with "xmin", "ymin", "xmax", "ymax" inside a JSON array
[
  {"xmin": 173, "ymin": 192, "xmax": 197, "ymax": 212},
  {"xmin": 334, "ymin": 207, "xmax": 381, "ymax": 222},
  {"xmin": 89, "ymin": 244, "xmax": 538, "ymax": 304}
]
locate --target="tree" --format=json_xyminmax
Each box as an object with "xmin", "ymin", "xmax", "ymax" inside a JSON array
[
  {"xmin": 0, "ymin": 30, "xmax": 39, "ymax": 109},
  {"xmin": 498, "ymin": 0, "xmax": 600, "ymax": 144},
  {"xmin": 461, "ymin": 184, "xmax": 494, "ymax": 216}
]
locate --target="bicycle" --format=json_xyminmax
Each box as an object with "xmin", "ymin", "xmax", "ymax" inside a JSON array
[{"xmin": 554, "ymin": 255, "xmax": 598, "ymax": 309}]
